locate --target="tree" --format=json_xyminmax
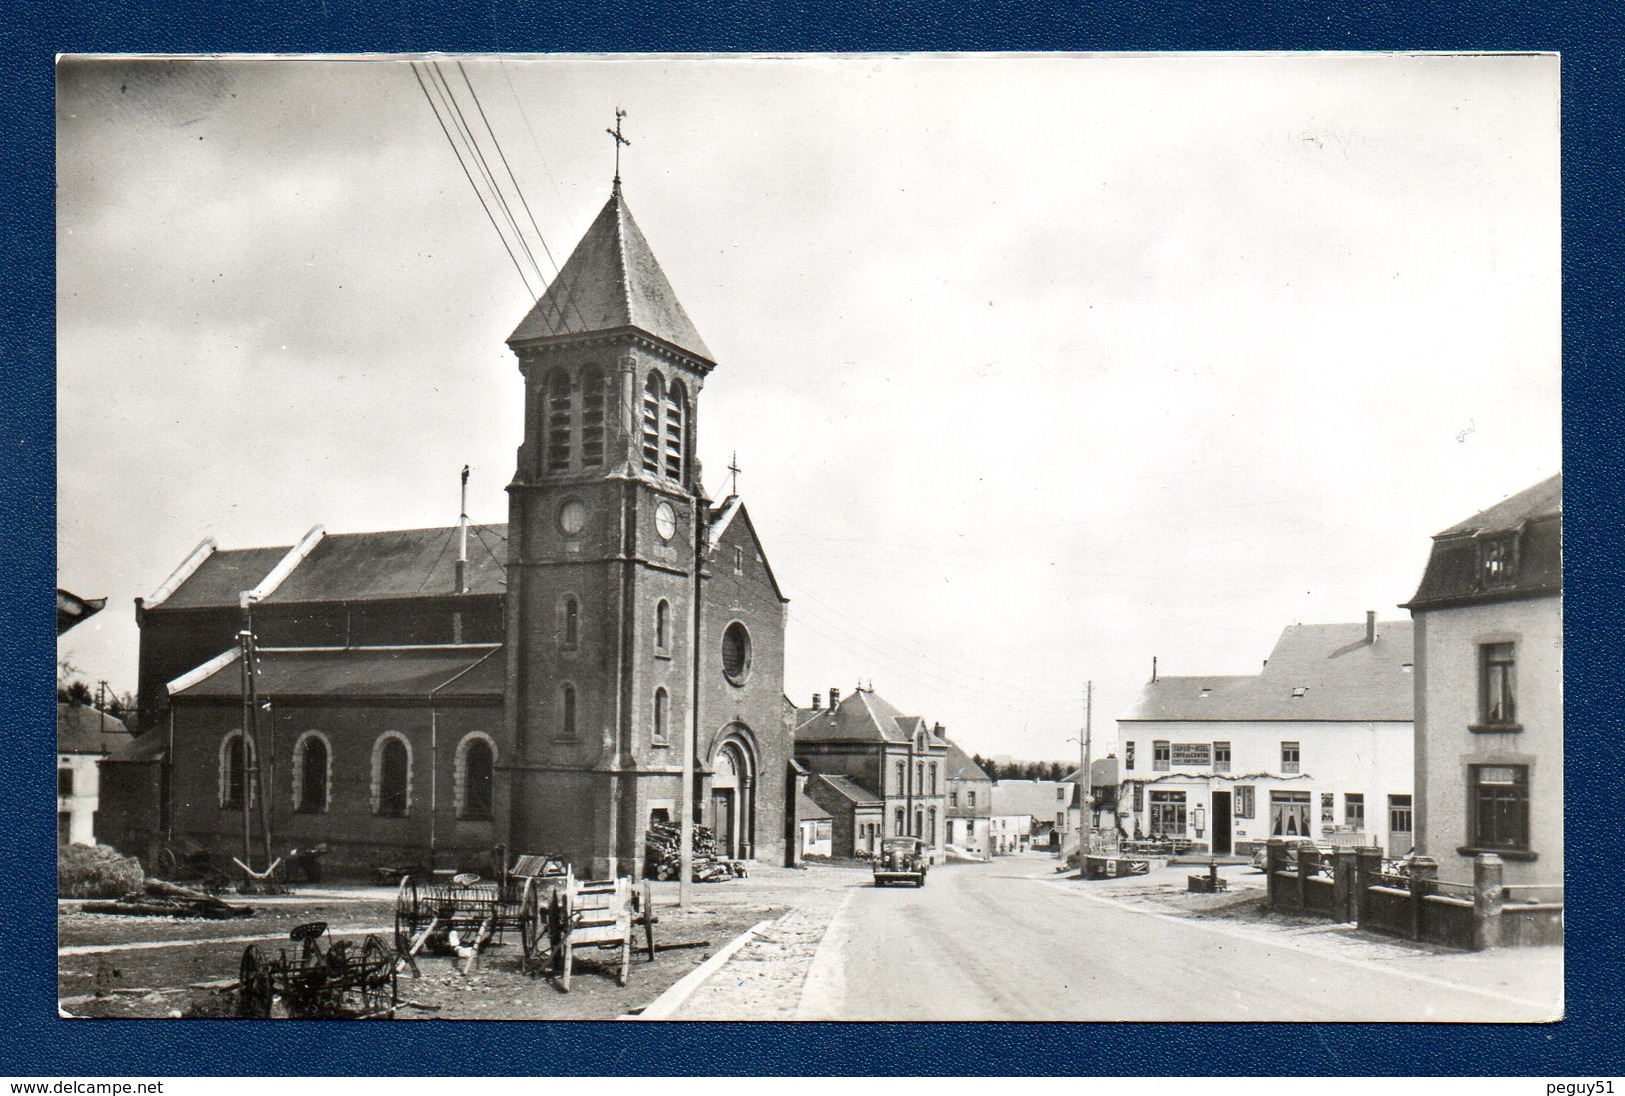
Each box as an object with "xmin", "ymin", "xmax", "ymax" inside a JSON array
[{"xmin": 59, "ymin": 679, "xmax": 94, "ymax": 706}]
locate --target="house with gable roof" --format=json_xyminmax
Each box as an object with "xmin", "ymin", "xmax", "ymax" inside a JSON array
[
  {"xmin": 1402, "ymin": 474, "xmax": 1561, "ymax": 889},
  {"xmin": 792, "ymin": 686, "xmax": 949, "ymax": 863},
  {"xmin": 1118, "ymin": 615, "xmax": 1415, "ymax": 857},
  {"xmin": 57, "ymin": 701, "xmax": 133, "ymax": 846},
  {"xmin": 943, "ymin": 740, "xmax": 993, "ymax": 857}
]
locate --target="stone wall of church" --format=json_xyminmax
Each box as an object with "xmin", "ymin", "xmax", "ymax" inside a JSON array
[{"xmin": 165, "ymin": 698, "xmax": 503, "ymax": 879}]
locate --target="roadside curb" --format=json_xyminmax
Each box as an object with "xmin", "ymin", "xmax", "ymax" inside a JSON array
[{"xmin": 624, "ymin": 918, "xmax": 772, "ymax": 1020}]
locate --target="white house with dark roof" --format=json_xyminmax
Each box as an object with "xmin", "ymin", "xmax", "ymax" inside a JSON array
[
  {"xmin": 57, "ymin": 702, "xmax": 133, "ymax": 846},
  {"xmin": 943, "ymin": 740, "xmax": 992, "ymax": 857},
  {"xmin": 1402, "ymin": 474, "xmax": 1561, "ymax": 889},
  {"xmin": 1118, "ymin": 617, "xmax": 1415, "ymax": 857},
  {"xmin": 989, "ymin": 778, "xmax": 1077, "ymax": 853}
]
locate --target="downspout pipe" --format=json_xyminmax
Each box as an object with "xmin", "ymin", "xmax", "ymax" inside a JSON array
[{"xmin": 428, "ymin": 646, "xmax": 503, "ymax": 874}]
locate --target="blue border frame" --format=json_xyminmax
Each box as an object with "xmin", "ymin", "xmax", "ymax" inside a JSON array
[{"xmin": 11, "ymin": 1, "xmax": 1624, "ymax": 1077}]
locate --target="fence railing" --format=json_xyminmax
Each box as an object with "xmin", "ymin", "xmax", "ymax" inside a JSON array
[{"xmin": 1260, "ymin": 839, "xmax": 1561, "ymax": 950}]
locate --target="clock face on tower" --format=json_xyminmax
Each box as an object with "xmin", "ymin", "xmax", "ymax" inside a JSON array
[
  {"xmin": 654, "ymin": 501, "xmax": 677, "ymax": 542},
  {"xmin": 558, "ymin": 499, "xmax": 587, "ymax": 536}
]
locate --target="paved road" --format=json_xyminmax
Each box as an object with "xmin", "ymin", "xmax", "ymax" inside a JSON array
[{"xmin": 795, "ymin": 855, "xmax": 1561, "ymax": 1022}]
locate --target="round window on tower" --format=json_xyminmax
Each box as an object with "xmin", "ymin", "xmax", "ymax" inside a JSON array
[{"xmin": 721, "ymin": 622, "xmax": 752, "ymax": 686}]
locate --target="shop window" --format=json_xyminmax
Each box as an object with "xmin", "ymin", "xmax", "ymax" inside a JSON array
[
  {"xmin": 1479, "ymin": 642, "xmax": 1517, "ymax": 726},
  {"xmin": 1269, "ymin": 790, "xmax": 1311, "ymax": 836},
  {"xmin": 1281, "ymin": 741, "xmax": 1300, "ymax": 773},
  {"xmin": 1152, "ymin": 741, "xmax": 1170, "ymax": 771},
  {"xmin": 1148, "ymin": 790, "xmax": 1186, "ymax": 836},
  {"xmin": 1469, "ymin": 765, "xmax": 1529, "ymax": 851}
]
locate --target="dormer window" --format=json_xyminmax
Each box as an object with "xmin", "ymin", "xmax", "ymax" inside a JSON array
[
  {"xmin": 1480, "ymin": 535, "xmax": 1516, "ymax": 587},
  {"xmin": 1291, "ymin": 686, "xmax": 1307, "ymax": 699}
]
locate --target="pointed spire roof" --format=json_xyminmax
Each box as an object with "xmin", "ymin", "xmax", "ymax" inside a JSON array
[{"xmin": 508, "ymin": 187, "xmax": 714, "ymax": 365}]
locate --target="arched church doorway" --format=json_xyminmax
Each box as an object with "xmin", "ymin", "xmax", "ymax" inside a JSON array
[{"xmin": 709, "ymin": 728, "xmax": 757, "ymax": 860}]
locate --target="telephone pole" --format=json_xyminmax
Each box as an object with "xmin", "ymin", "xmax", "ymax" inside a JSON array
[{"xmin": 1079, "ymin": 681, "xmax": 1093, "ymax": 867}]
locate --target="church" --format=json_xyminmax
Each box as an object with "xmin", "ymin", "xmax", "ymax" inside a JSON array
[{"xmin": 107, "ymin": 181, "xmax": 793, "ymax": 880}]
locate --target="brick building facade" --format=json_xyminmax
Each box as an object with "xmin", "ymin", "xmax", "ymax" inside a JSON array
[{"xmin": 118, "ymin": 183, "xmax": 792, "ymax": 880}]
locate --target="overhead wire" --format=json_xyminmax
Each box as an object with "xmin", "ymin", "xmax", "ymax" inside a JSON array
[{"xmin": 410, "ymin": 61, "xmax": 538, "ymax": 299}]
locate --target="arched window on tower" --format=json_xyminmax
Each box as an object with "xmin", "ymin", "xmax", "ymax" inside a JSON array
[
  {"xmin": 655, "ymin": 599, "xmax": 671, "ymax": 653},
  {"xmin": 641, "ymin": 372, "xmax": 664, "ymax": 474},
  {"xmin": 581, "ymin": 368, "xmax": 606, "ymax": 468},
  {"xmin": 653, "ymin": 687, "xmax": 670, "ymax": 744},
  {"xmin": 561, "ymin": 595, "xmax": 579, "ymax": 649},
  {"xmin": 545, "ymin": 369, "xmax": 573, "ymax": 473},
  {"xmin": 664, "ymin": 379, "xmax": 686, "ymax": 480},
  {"xmin": 559, "ymin": 684, "xmax": 578, "ymax": 741}
]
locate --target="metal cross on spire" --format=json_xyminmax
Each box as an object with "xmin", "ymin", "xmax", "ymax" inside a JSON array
[
  {"xmin": 607, "ymin": 108, "xmax": 630, "ymax": 190},
  {"xmin": 727, "ymin": 451, "xmax": 741, "ymax": 497}
]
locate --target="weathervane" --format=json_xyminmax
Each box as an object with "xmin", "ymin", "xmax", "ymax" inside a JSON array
[{"xmin": 607, "ymin": 108, "xmax": 630, "ymax": 189}]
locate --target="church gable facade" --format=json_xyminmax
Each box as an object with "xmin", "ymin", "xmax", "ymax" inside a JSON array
[{"xmin": 124, "ymin": 183, "xmax": 790, "ymax": 881}]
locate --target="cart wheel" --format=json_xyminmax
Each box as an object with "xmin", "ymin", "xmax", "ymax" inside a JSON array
[
  {"xmin": 392, "ymin": 876, "xmax": 417, "ymax": 955},
  {"xmin": 359, "ymin": 935, "xmax": 397, "ymax": 1018},
  {"xmin": 154, "ymin": 846, "xmax": 180, "ymax": 881},
  {"xmin": 548, "ymin": 891, "xmax": 568, "ymax": 977},
  {"xmin": 238, "ymin": 945, "xmax": 273, "ymax": 1019},
  {"xmin": 518, "ymin": 879, "xmax": 541, "ymax": 967}
]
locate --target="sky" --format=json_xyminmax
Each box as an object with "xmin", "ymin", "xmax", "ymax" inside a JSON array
[{"xmin": 56, "ymin": 53, "xmax": 1560, "ymax": 762}]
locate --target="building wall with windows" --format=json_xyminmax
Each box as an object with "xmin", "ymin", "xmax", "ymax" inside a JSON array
[
  {"xmin": 1404, "ymin": 474, "xmax": 1562, "ymax": 889},
  {"xmin": 1116, "ymin": 719, "xmax": 1414, "ymax": 855},
  {"xmin": 1117, "ymin": 618, "xmax": 1415, "ymax": 856},
  {"xmin": 57, "ymin": 703, "xmax": 134, "ymax": 848}
]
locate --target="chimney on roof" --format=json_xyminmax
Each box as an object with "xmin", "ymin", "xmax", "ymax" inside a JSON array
[
  {"xmin": 1151, "ymin": 656, "xmax": 1158, "ymax": 684},
  {"xmin": 829, "ymin": 687, "xmax": 841, "ymax": 708},
  {"xmin": 933, "ymin": 722, "xmax": 943, "ymax": 735},
  {"xmin": 811, "ymin": 693, "xmax": 822, "ymax": 711},
  {"xmin": 455, "ymin": 465, "xmax": 471, "ymax": 595},
  {"xmin": 1366, "ymin": 610, "xmax": 1376, "ymax": 644}
]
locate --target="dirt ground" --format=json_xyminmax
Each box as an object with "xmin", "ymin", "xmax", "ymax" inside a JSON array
[{"xmin": 57, "ymin": 863, "xmax": 829, "ymax": 1021}]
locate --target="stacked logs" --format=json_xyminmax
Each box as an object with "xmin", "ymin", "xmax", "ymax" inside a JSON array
[{"xmin": 643, "ymin": 823, "xmax": 739, "ymax": 882}]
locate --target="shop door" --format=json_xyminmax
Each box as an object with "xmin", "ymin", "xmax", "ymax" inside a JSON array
[
  {"xmin": 1270, "ymin": 791, "xmax": 1311, "ymax": 836},
  {"xmin": 1211, "ymin": 791, "xmax": 1233, "ymax": 854}
]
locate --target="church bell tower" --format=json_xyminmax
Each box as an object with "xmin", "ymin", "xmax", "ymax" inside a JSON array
[{"xmin": 501, "ymin": 179, "xmax": 717, "ymax": 877}]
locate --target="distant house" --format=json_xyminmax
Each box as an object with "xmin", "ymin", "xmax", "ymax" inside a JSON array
[
  {"xmin": 792, "ymin": 686, "xmax": 950, "ymax": 863},
  {"xmin": 1402, "ymin": 474, "xmax": 1561, "ymax": 889},
  {"xmin": 1118, "ymin": 616, "xmax": 1414, "ymax": 857},
  {"xmin": 989, "ymin": 779, "xmax": 1076, "ymax": 853},
  {"xmin": 943, "ymin": 740, "xmax": 993, "ymax": 857},
  {"xmin": 57, "ymin": 702, "xmax": 132, "ymax": 846},
  {"xmin": 1062, "ymin": 755, "xmax": 1122, "ymax": 837},
  {"xmin": 804, "ymin": 772, "xmax": 882, "ymax": 858}
]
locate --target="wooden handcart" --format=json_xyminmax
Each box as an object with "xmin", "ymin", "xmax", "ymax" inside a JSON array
[
  {"xmin": 238, "ymin": 921, "xmax": 397, "ymax": 1019},
  {"xmin": 550, "ymin": 874, "xmax": 638, "ymax": 992}
]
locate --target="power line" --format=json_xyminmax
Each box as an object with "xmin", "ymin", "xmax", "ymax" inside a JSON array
[{"xmin": 410, "ymin": 62, "xmax": 538, "ymax": 299}]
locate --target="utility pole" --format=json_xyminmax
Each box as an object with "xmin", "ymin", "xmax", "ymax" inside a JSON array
[{"xmin": 1080, "ymin": 681, "xmax": 1093, "ymax": 865}]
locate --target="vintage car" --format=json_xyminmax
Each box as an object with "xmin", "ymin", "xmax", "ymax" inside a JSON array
[
  {"xmin": 1250, "ymin": 836, "xmax": 1330, "ymax": 871},
  {"xmin": 873, "ymin": 836, "xmax": 930, "ymax": 887}
]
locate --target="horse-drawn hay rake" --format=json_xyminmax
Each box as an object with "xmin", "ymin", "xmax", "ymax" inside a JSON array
[
  {"xmin": 393, "ymin": 854, "xmax": 570, "ymax": 976},
  {"xmin": 237, "ymin": 921, "xmax": 396, "ymax": 1019},
  {"xmin": 391, "ymin": 854, "xmax": 654, "ymax": 991}
]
